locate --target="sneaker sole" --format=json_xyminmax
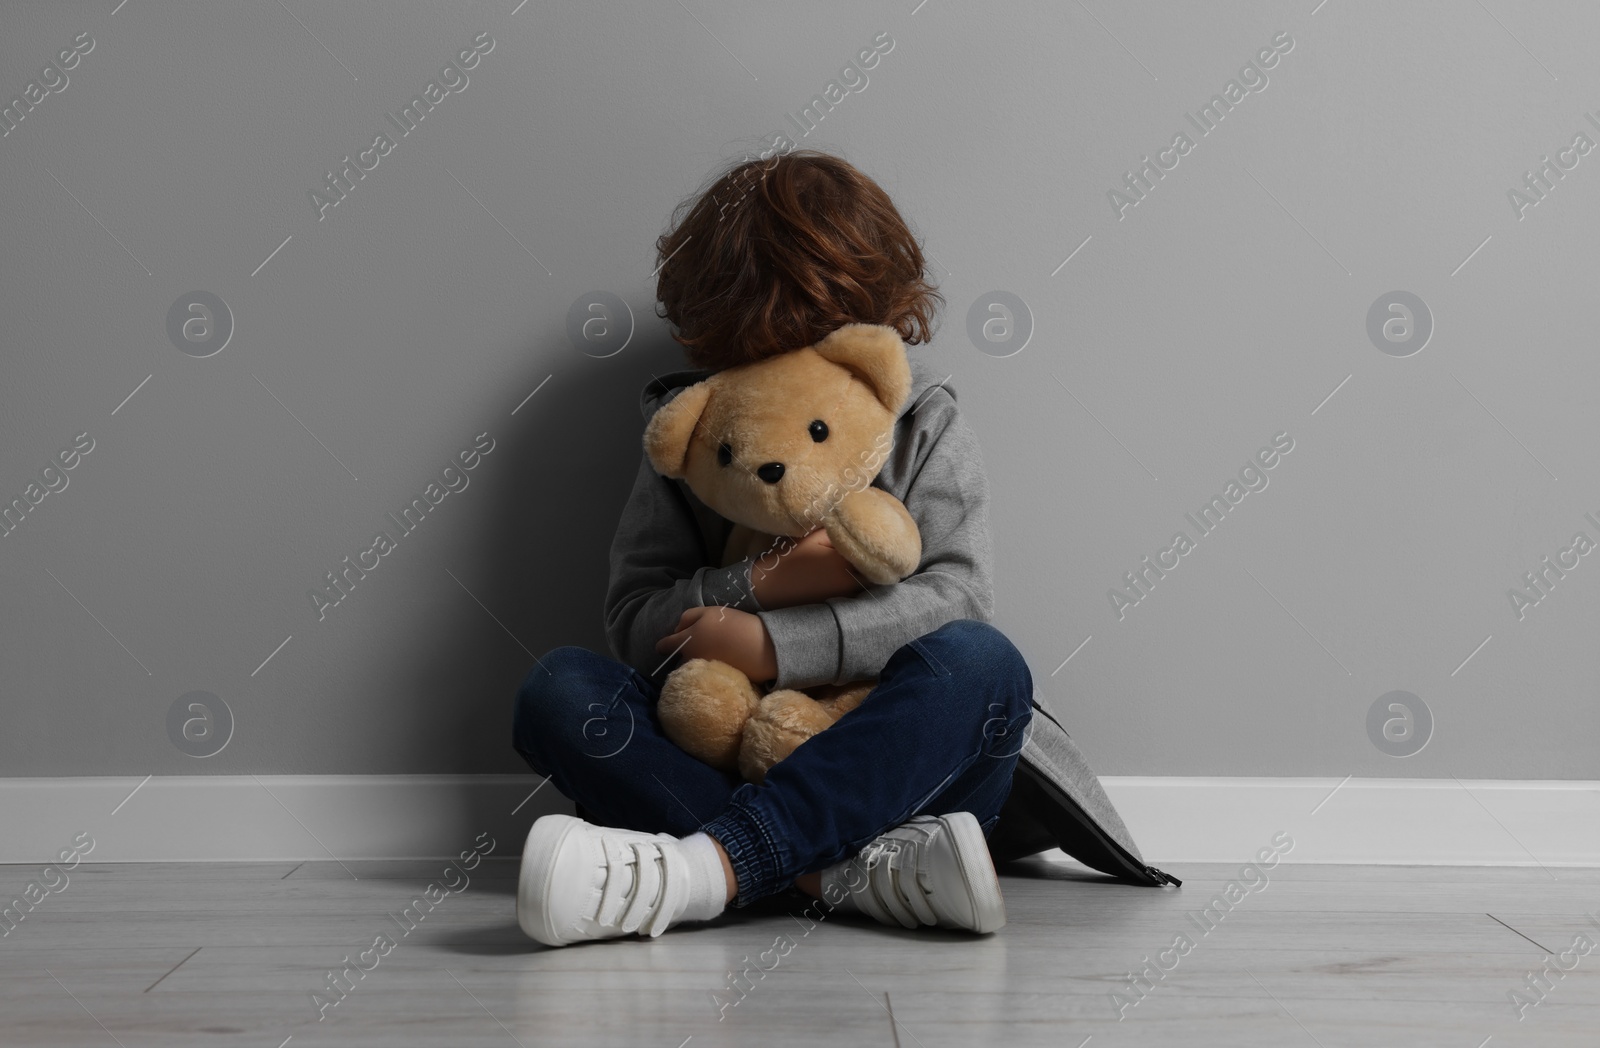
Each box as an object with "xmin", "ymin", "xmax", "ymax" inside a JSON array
[
  {"xmin": 516, "ymin": 813, "xmax": 583, "ymax": 946},
  {"xmin": 940, "ymin": 811, "xmax": 1007, "ymax": 934}
]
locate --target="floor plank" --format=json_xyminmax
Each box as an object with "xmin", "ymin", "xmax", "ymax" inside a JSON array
[{"xmin": 2, "ymin": 858, "xmax": 1597, "ymax": 1046}]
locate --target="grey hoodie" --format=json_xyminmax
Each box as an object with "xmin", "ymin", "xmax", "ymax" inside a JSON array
[{"xmin": 603, "ymin": 352, "xmax": 992, "ymax": 692}]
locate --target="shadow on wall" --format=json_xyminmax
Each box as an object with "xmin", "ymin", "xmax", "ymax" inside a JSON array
[{"xmin": 393, "ymin": 322, "xmax": 691, "ymax": 783}]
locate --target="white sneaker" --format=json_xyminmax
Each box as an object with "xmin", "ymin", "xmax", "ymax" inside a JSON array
[
  {"xmin": 820, "ymin": 812, "xmax": 1006, "ymax": 933},
  {"xmin": 517, "ymin": 814, "xmax": 693, "ymax": 946}
]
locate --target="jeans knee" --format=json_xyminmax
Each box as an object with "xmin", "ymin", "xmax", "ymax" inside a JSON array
[
  {"xmin": 928, "ymin": 619, "xmax": 1033, "ymax": 716},
  {"xmin": 511, "ymin": 646, "xmax": 624, "ymax": 763}
]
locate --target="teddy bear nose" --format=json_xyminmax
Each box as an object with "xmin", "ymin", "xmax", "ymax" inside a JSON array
[{"xmin": 756, "ymin": 462, "xmax": 785, "ymax": 484}]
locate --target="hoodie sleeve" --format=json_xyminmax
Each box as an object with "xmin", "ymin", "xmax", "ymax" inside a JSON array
[
  {"xmin": 602, "ymin": 453, "xmax": 767, "ymax": 678},
  {"xmin": 753, "ymin": 391, "xmax": 996, "ymax": 690}
]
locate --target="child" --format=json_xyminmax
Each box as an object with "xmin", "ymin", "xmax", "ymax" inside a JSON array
[{"xmin": 511, "ymin": 149, "xmax": 1035, "ymax": 947}]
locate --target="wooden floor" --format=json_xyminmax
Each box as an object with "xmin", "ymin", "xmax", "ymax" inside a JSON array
[{"xmin": 1, "ymin": 854, "xmax": 1597, "ymax": 1046}]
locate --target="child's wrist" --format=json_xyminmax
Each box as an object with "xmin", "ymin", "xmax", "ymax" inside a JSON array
[
  {"xmin": 749, "ymin": 562, "xmax": 774, "ymax": 606},
  {"xmin": 753, "ymin": 627, "xmax": 778, "ymax": 683},
  {"xmin": 749, "ymin": 558, "xmax": 791, "ymax": 608}
]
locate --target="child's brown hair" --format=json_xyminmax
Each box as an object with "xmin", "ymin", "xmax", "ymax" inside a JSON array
[{"xmin": 653, "ymin": 149, "xmax": 943, "ymax": 370}]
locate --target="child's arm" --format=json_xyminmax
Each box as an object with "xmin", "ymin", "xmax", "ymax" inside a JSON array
[
  {"xmin": 752, "ymin": 389, "xmax": 995, "ymax": 691},
  {"xmin": 635, "ymin": 525, "xmax": 856, "ymax": 685},
  {"xmin": 652, "ymin": 604, "xmax": 777, "ymax": 683}
]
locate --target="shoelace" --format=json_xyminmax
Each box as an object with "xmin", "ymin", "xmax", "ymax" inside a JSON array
[
  {"xmin": 853, "ymin": 826, "xmax": 940, "ymax": 928},
  {"xmin": 593, "ymin": 834, "xmax": 690, "ymax": 938}
]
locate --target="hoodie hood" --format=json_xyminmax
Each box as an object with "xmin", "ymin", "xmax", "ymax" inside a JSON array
[{"xmin": 639, "ymin": 350, "xmax": 954, "ymax": 423}]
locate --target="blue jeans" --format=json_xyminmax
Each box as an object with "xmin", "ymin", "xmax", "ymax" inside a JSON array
[{"xmin": 511, "ymin": 618, "xmax": 1034, "ymax": 908}]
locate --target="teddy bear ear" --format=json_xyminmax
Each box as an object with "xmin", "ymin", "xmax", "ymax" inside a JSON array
[
  {"xmin": 643, "ymin": 379, "xmax": 714, "ymax": 479},
  {"xmin": 811, "ymin": 323, "xmax": 912, "ymax": 414}
]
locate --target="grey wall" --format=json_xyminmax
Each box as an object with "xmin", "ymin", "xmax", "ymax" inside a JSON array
[{"xmin": 3, "ymin": 1, "xmax": 1595, "ymax": 781}]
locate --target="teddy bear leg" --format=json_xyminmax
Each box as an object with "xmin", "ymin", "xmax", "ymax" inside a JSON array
[
  {"xmin": 808, "ymin": 680, "xmax": 875, "ymax": 723},
  {"xmin": 737, "ymin": 690, "xmax": 840, "ymax": 784},
  {"xmin": 656, "ymin": 658, "xmax": 761, "ymax": 772}
]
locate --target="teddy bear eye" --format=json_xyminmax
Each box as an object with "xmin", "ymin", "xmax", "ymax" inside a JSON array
[
  {"xmin": 808, "ymin": 420, "xmax": 828, "ymax": 442},
  {"xmin": 717, "ymin": 442, "xmax": 733, "ymax": 466}
]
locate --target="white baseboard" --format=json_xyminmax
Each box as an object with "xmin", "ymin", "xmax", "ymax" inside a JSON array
[
  {"xmin": 1101, "ymin": 776, "xmax": 1600, "ymax": 867},
  {"xmin": 0, "ymin": 775, "xmax": 1595, "ymax": 867},
  {"xmin": 0, "ymin": 775, "xmax": 572, "ymax": 866}
]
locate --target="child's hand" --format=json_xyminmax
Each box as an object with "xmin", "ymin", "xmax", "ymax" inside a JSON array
[
  {"xmin": 750, "ymin": 527, "xmax": 863, "ymax": 609},
  {"xmin": 655, "ymin": 606, "xmax": 778, "ymax": 683}
]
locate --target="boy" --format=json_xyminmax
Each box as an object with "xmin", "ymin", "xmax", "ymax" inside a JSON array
[{"xmin": 512, "ymin": 149, "xmax": 1034, "ymax": 946}]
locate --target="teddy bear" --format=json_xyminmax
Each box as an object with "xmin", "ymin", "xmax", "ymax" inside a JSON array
[{"xmin": 642, "ymin": 322, "xmax": 923, "ymax": 783}]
